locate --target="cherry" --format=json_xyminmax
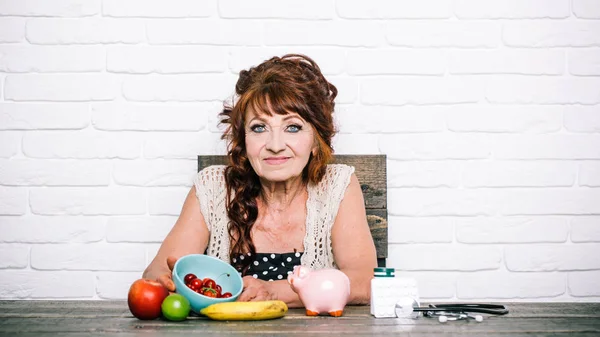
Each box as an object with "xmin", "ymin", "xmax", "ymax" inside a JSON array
[
  {"xmin": 188, "ymin": 278, "xmax": 203, "ymax": 291},
  {"xmin": 184, "ymin": 273, "xmax": 197, "ymax": 285}
]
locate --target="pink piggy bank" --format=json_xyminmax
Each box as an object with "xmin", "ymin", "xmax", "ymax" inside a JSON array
[{"xmin": 287, "ymin": 265, "xmax": 350, "ymax": 317}]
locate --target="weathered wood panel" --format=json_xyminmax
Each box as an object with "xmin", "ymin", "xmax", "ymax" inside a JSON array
[
  {"xmin": 4, "ymin": 301, "xmax": 599, "ymax": 319},
  {"xmin": 332, "ymin": 155, "xmax": 387, "ymax": 210},
  {"xmin": 367, "ymin": 209, "xmax": 387, "ymax": 261},
  {"xmin": 2, "ymin": 316, "xmax": 600, "ymax": 334},
  {"xmin": 1, "ymin": 301, "xmax": 600, "ymax": 336},
  {"xmin": 198, "ymin": 155, "xmax": 387, "ymax": 209}
]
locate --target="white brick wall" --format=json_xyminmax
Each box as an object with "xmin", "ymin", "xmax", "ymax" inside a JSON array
[
  {"xmin": 0, "ymin": 0, "xmax": 599, "ymax": 302},
  {"xmin": 5, "ymin": 74, "xmax": 119, "ymax": 101},
  {"xmin": 0, "ymin": 0, "xmax": 101, "ymax": 17},
  {"xmin": 0, "ymin": 46, "xmax": 105, "ymax": 73},
  {"xmin": 454, "ymin": 0, "xmax": 570, "ymax": 19},
  {"xmin": 337, "ymin": 0, "xmax": 453, "ymax": 19},
  {"xmin": 1, "ymin": 103, "xmax": 90, "ymax": 129},
  {"xmin": 0, "ymin": 18, "xmax": 27, "ymax": 43},
  {"xmin": 103, "ymin": 0, "xmax": 214, "ymax": 18},
  {"xmin": 573, "ymin": 0, "xmax": 600, "ymax": 18},
  {"xmin": 387, "ymin": 21, "xmax": 501, "ymax": 48},
  {"xmin": 502, "ymin": 21, "xmax": 600, "ymax": 47}
]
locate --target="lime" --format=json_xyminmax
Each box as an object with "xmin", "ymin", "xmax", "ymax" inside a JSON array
[{"xmin": 161, "ymin": 294, "xmax": 191, "ymax": 321}]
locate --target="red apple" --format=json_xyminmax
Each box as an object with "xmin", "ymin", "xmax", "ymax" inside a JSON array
[{"xmin": 127, "ymin": 278, "xmax": 169, "ymax": 320}]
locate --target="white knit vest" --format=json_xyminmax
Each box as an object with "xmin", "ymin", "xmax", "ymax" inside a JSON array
[{"xmin": 193, "ymin": 164, "xmax": 355, "ymax": 270}]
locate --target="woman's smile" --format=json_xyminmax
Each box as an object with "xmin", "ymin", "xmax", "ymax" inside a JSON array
[{"xmin": 264, "ymin": 156, "xmax": 291, "ymax": 165}]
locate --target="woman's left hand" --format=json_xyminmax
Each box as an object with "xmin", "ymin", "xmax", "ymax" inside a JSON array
[{"xmin": 237, "ymin": 276, "xmax": 278, "ymax": 302}]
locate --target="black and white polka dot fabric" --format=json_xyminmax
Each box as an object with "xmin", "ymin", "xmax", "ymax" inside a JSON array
[{"xmin": 236, "ymin": 252, "xmax": 303, "ymax": 282}]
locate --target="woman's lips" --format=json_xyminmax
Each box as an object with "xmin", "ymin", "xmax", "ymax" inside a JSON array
[{"xmin": 264, "ymin": 157, "xmax": 290, "ymax": 165}]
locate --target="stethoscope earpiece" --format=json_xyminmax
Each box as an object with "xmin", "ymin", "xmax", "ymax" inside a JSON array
[{"xmin": 436, "ymin": 313, "xmax": 484, "ymax": 323}]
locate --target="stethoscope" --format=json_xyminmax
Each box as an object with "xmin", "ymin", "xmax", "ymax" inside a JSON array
[{"xmin": 394, "ymin": 298, "xmax": 509, "ymax": 323}]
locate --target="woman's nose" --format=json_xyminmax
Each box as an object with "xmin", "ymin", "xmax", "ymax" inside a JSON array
[{"xmin": 265, "ymin": 130, "xmax": 285, "ymax": 152}]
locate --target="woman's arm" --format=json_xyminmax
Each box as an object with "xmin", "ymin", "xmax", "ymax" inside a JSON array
[
  {"xmin": 143, "ymin": 186, "xmax": 210, "ymax": 290},
  {"xmin": 331, "ymin": 173, "xmax": 378, "ymax": 305}
]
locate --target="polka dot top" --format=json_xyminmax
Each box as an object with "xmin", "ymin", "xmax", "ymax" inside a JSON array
[{"xmin": 234, "ymin": 252, "xmax": 303, "ymax": 282}]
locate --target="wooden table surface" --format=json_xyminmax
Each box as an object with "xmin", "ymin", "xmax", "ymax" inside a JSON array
[{"xmin": 1, "ymin": 301, "xmax": 599, "ymax": 336}]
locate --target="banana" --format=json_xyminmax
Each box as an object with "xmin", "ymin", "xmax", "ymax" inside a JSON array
[{"xmin": 200, "ymin": 300, "xmax": 288, "ymax": 321}]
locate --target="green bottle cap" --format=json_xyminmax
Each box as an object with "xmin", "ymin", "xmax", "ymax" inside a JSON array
[{"xmin": 374, "ymin": 268, "xmax": 395, "ymax": 277}]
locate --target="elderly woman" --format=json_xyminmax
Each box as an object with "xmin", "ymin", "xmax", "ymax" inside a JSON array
[{"xmin": 143, "ymin": 54, "xmax": 377, "ymax": 308}]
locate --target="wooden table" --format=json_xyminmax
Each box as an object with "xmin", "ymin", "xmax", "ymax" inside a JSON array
[{"xmin": 1, "ymin": 301, "xmax": 599, "ymax": 336}]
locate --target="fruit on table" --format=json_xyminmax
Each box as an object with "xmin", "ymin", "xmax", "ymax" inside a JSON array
[
  {"xmin": 200, "ymin": 300, "xmax": 288, "ymax": 321},
  {"xmin": 127, "ymin": 279, "xmax": 169, "ymax": 320},
  {"xmin": 161, "ymin": 294, "xmax": 191, "ymax": 321},
  {"xmin": 183, "ymin": 273, "xmax": 230, "ymax": 298}
]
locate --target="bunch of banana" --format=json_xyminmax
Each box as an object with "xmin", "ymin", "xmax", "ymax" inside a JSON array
[{"xmin": 200, "ymin": 300, "xmax": 288, "ymax": 321}]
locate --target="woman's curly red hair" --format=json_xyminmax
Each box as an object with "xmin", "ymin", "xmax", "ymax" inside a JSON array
[{"xmin": 218, "ymin": 54, "xmax": 338, "ymax": 272}]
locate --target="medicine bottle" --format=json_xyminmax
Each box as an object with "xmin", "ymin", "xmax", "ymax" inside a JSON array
[{"xmin": 370, "ymin": 268, "xmax": 419, "ymax": 318}]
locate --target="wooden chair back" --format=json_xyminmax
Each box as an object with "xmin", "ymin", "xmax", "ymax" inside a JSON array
[{"xmin": 198, "ymin": 155, "xmax": 388, "ymax": 267}]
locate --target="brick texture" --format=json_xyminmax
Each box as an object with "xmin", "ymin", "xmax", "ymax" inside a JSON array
[{"xmin": 0, "ymin": 1, "xmax": 598, "ymax": 302}]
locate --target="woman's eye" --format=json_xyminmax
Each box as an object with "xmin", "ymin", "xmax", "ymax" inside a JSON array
[
  {"xmin": 287, "ymin": 124, "xmax": 302, "ymax": 133},
  {"xmin": 250, "ymin": 124, "xmax": 266, "ymax": 133}
]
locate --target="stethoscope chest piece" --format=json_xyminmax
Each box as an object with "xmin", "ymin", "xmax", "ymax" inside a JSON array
[{"xmin": 394, "ymin": 297, "xmax": 421, "ymax": 319}]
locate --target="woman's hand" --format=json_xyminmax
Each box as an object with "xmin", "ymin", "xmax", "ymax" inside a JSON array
[
  {"xmin": 144, "ymin": 256, "xmax": 178, "ymax": 292},
  {"xmin": 237, "ymin": 276, "xmax": 278, "ymax": 302}
]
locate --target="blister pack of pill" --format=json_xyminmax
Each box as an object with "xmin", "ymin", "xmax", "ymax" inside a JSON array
[{"xmin": 370, "ymin": 277, "xmax": 419, "ymax": 318}]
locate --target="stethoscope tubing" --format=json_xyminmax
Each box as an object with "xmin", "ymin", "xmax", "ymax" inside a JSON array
[{"xmin": 415, "ymin": 303, "xmax": 509, "ymax": 316}]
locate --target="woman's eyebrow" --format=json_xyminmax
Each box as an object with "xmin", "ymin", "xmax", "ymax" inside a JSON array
[
  {"xmin": 282, "ymin": 114, "xmax": 304, "ymax": 122},
  {"xmin": 247, "ymin": 115, "xmax": 267, "ymax": 124},
  {"xmin": 247, "ymin": 114, "xmax": 303, "ymax": 125}
]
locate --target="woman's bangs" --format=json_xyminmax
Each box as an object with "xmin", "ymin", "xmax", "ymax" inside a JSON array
[{"xmin": 246, "ymin": 85, "xmax": 309, "ymax": 120}]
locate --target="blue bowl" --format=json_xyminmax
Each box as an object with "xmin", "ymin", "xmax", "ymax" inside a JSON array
[{"xmin": 172, "ymin": 254, "xmax": 243, "ymax": 314}]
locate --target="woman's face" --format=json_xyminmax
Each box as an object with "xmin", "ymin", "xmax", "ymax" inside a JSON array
[{"xmin": 244, "ymin": 109, "xmax": 316, "ymax": 183}]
